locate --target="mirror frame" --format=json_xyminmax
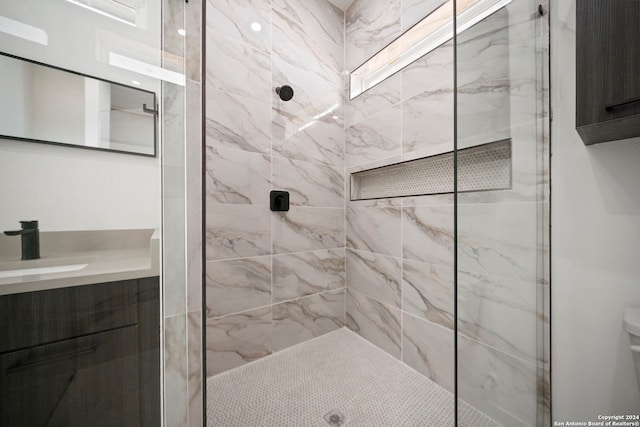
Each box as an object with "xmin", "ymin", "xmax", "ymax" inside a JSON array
[{"xmin": 0, "ymin": 51, "xmax": 158, "ymax": 158}]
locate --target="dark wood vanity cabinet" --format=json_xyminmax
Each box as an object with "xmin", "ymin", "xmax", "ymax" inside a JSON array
[
  {"xmin": 0, "ymin": 277, "xmax": 160, "ymax": 427},
  {"xmin": 576, "ymin": 0, "xmax": 640, "ymax": 145}
]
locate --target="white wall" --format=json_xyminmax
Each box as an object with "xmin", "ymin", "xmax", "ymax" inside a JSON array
[
  {"xmin": 0, "ymin": 0, "xmax": 161, "ymax": 231},
  {"xmin": 552, "ymin": 0, "xmax": 640, "ymax": 419},
  {"xmin": 0, "ymin": 138, "xmax": 160, "ymax": 231}
]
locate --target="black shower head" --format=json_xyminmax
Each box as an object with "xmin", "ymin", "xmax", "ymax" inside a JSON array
[{"xmin": 275, "ymin": 85, "xmax": 294, "ymax": 101}]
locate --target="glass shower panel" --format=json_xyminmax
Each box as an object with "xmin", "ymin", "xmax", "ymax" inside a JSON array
[
  {"xmin": 0, "ymin": 1, "xmax": 165, "ymax": 425},
  {"xmin": 454, "ymin": 0, "xmax": 550, "ymax": 426}
]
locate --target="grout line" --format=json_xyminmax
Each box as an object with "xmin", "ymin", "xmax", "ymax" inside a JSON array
[
  {"xmin": 205, "ymin": 247, "xmax": 345, "ymax": 265},
  {"xmin": 207, "ymin": 203, "xmax": 346, "ymax": 209},
  {"xmin": 205, "ymin": 287, "xmax": 346, "ymax": 322},
  {"xmin": 347, "ymin": 287, "xmax": 401, "ymax": 316}
]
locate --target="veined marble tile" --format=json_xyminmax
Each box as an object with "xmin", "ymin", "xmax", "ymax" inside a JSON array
[
  {"xmin": 457, "ymin": 202, "xmax": 539, "ymax": 283},
  {"xmin": 399, "ymin": 43, "xmax": 454, "ymax": 161},
  {"xmin": 345, "ymin": 105, "xmax": 402, "ymax": 168},
  {"xmin": 272, "ymin": 157, "xmax": 344, "ymax": 207},
  {"xmin": 456, "ymin": 124, "xmax": 511, "ymax": 152},
  {"xmin": 402, "ymin": 193, "xmax": 454, "ymax": 207},
  {"xmin": 272, "ymin": 289, "xmax": 345, "ymax": 352},
  {"xmin": 458, "ymin": 335, "xmax": 538, "ymax": 427},
  {"xmin": 345, "ymin": 154, "xmax": 402, "ymax": 174},
  {"xmin": 345, "ymin": 0, "xmax": 402, "ymax": 71},
  {"xmin": 206, "ymin": 307, "xmax": 272, "ymax": 376},
  {"xmin": 457, "ymin": 8, "xmax": 510, "ymax": 143},
  {"xmin": 346, "ymin": 249, "xmax": 401, "ymax": 308},
  {"xmin": 186, "ymin": 0, "xmax": 202, "ymax": 82},
  {"xmin": 402, "ymin": 0, "xmax": 449, "ymax": 30},
  {"xmin": 206, "ymin": 31, "xmax": 271, "ymax": 103},
  {"xmin": 163, "ymin": 189, "xmax": 186, "ymax": 317},
  {"xmin": 272, "ymin": 207, "xmax": 345, "ymax": 254},
  {"xmin": 164, "ymin": 314, "xmax": 188, "ymax": 427},
  {"xmin": 271, "ymin": 6, "xmax": 345, "ymax": 169},
  {"xmin": 458, "ymin": 270, "xmax": 539, "ymax": 363},
  {"xmin": 347, "ymin": 196, "xmax": 402, "ymax": 209},
  {"xmin": 207, "ymin": 0, "xmax": 271, "ymax": 54},
  {"xmin": 402, "ymin": 205, "xmax": 454, "ymax": 266},
  {"xmin": 458, "ymin": 121, "xmax": 544, "ymax": 205},
  {"xmin": 271, "ymin": 49, "xmax": 344, "ymax": 168},
  {"xmin": 346, "ymin": 288, "xmax": 401, "ymax": 359},
  {"xmin": 205, "ymin": 256, "xmax": 271, "ymax": 318},
  {"xmin": 206, "ymin": 88, "xmax": 271, "ymax": 154},
  {"xmin": 163, "ymin": 0, "xmax": 185, "ymax": 64},
  {"xmin": 346, "ymin": 71, "xmax": 401, "ymax": 128},
  {"xmin": 347, "ymin": 206, "xmax": 402, "ymax": 258},
  {"xmin": 402, "ymin": 40, "xmax": 453, "ymax": 101},
  {"xmin": 272, "ymin": 106, "xmax": 345, "ymax": 167},
  {"xmin": 205, "ymin": 204, "xmax": 271, "ymax": 261},
  {"xmin": 402, "ymin": 313, "xmax": 454, "ymax": 392},
  {"xmin": 187, "ymin": 311, "xmax": 203, "ymax": 427},
  {"xmin": 162, "ymin": 82, "xmax": 185, "ymax": 169},
  {"xmin": 402, "ymin": 90, "xmax": 453, "ymax": 160},
  {"xmin": 186, "ymin": 81, "xmax": 203, "ymax": 313},
  {"xmin": 272, "ymin": 0, "xmax": 344, "ymax": 46},
  {"xmin": 402, "ymin": 259, "xmax": 453, "ymax": 330},
  {"xmin": 456, "ymin": 94, "xmax": 510, "ymax": 147},
  {"xmin": 205, "ymin": 146, "xmax": 271, "ymax": 205},
  {"xmin": 273, "ymin": 248, "xmax": 346, "ymax": 302},
  {"xmin": 272, "ymin": 8, "xmax": 343, "ymax": 89}
]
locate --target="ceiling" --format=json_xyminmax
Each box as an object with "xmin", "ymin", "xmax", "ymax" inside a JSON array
[{"xmin": 327, "ymin": 0, "xmax": 356, "ymax": 11}]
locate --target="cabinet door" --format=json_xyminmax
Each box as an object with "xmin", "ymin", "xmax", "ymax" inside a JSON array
[
  {"xmin": 0, "ymin": 326, "xmax": 140, "ymax": 427},
  {"xmin": 576, "ymin": 0, "xmax": 640, "ymax": 143}
]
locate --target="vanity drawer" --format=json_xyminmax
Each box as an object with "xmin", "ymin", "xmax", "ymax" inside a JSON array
[
  {"xmin": 0, "ymin": 278, "xmax": 142, "ymax": 353},
  {"xmin": 0, "ymin": 324, "xmax": 142, "ymax": 427}
]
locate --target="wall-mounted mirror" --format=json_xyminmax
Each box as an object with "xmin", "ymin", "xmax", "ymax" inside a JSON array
[
  {"xmin": 0, "ymin": 53, "xmax": 157, "ymax": 156},
  {"xmin": 349, "ymin": 0, "xmax": 512, "ymax": 99}
]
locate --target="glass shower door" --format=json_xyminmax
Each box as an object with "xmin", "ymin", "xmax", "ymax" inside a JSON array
[{"xmin": 454, "ymin": 0, "xmax": 550, "ymax": 425}]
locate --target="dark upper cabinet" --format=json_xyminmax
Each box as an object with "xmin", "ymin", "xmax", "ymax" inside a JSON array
[{"xmin": 576, "ymin": 0, "xmax": 640, "ymax": 145}]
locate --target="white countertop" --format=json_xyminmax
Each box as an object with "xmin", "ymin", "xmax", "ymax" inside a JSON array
[{"xmin": 0, "ymin": 229, "xmax": 159, "ymax": 296}]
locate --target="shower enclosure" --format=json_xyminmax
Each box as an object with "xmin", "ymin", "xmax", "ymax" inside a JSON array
[
  {"xmin": 204, "ymin": 0, "xmax": 549, "ymax": 425},
  {"xmin": 0, "ymin": 0, "xmax": 203, "ymax": 425}
]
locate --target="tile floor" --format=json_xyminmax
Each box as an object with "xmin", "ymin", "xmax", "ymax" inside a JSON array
[{"xmin": 206, "ymin": 327, "xmax": 499, "ymax": 426}]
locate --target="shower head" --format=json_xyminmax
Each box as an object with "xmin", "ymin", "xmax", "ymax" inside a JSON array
[{"xmin": 275, "ymin": 85, "xmax": 294, "ymax": 101}]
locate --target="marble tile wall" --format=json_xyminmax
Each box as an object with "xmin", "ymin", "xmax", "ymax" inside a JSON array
[
  {"xmin": 344, "ymin": 1, "xmax": 549, "ymax": 426},
  {"xmin": 205, "ymin": 0, "xmax": 346, "ymax": 377}
]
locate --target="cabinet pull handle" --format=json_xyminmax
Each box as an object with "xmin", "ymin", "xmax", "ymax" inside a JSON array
[
  {"xmin": 605, "ymin": 95, "xmax": 640, "ymax": 111},
  {"xmin": 6, "ymin": 346, "xmax": 97, "ymax": 374}
]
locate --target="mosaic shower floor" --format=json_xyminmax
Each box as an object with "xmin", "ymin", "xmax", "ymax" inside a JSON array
[{"xmin": 206, "ymin": 327, "xmax": 499, "ymax": 427}]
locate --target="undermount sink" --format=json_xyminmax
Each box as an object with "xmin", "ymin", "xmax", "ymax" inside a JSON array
[{"xmin": 0, "ymin": 257, "xmax": 93, "ymax": 279}]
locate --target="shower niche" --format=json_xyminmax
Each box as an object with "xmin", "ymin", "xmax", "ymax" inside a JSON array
[{"xmin": 350, "ymin": 139, "xmax": 512, "ymax": 200}]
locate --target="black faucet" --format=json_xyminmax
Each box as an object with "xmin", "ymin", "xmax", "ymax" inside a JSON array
[{"xmin": 4, "ymin": 220, "xmax": 40, "ymax": 260}]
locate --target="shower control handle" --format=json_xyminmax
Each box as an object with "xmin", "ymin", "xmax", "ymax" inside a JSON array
[{"xmin": 270, "ymin": 191, "xmax": 290, "ymax": 212}]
